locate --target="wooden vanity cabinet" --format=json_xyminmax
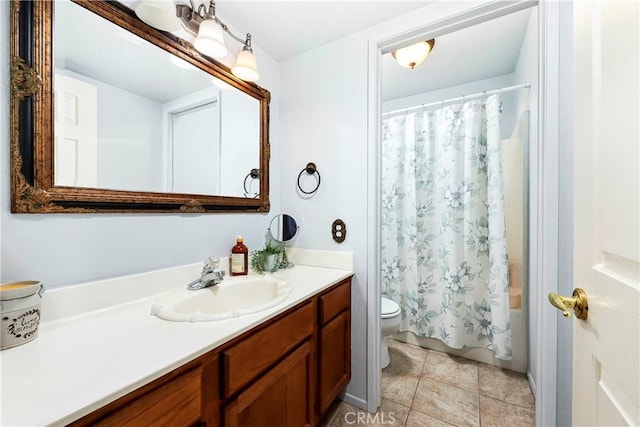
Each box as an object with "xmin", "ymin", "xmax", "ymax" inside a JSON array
[
  {"xmin": 221, "ymin": 302, "xmax": 314, "ymax": 397},
  {"xmin": 69, "ymin": 353, "xmax": 219, "ymax": 427},
  {"xmin": 317, "ymin": 279, "xmax": 352, "ymax": 420},
  {"xmin": 71, "ymin": 277, "xmax": 352, "ymax": 427},
  {"xmin": 221, "ymin": 301, "xmax": 315, "ymax": 427},
  {"xmin": 224, "ymin": 342, "xmax": 314, "ymax": 427}
]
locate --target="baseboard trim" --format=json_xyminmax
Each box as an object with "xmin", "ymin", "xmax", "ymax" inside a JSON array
[
  {"xmin": 342, "ymin": 393, "xmax": 369, "ymax": 412},
  {"xmin": 527, "ymin": 372, "xmax": 537, "ymax": 398}
]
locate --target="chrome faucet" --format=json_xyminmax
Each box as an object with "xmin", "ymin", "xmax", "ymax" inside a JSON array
[{"xmin": 187, "ymin": 257, "xmax": 225, "ymax": 290}]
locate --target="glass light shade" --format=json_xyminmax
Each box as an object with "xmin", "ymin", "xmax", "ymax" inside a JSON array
[
  {"xmin": 135, "ymin": 0, "xmax": 181, "ymax": 32},
  {"xmin": 392, "ymin": 40, "xmax": 434, "ymax": 69},
  {"xmin": 193, "ymin": 19, "xmax": 228, "ymax": 58},
  {"xmin": 231, "ymin": 50, "xmax": 259, "ymax": 82}
]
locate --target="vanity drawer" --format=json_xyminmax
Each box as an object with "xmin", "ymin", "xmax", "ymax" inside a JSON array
[
  {"xmin": 70, "ymin": 353, "xmax": 218, "ymax": 427},
  {"xmin": 221, "ymin": 301, "xmax": 314, "ymax": 397},
  {"xmin": 319, "ymin": 279, "xmax": 351, "ymax": 325},
  {"xmin": 90, "ymin": 367, "xmax": 203, "ymax": 427}
]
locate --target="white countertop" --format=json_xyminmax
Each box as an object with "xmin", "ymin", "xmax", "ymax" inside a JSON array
[{"xmin": 0, "ymin": 249, "xmax": 354, "ymax": 426}]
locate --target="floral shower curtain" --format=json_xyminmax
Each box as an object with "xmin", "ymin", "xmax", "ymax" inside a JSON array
[{"xmin": 381, "ymin": 95, "xmax": 512, "ymax": 360}]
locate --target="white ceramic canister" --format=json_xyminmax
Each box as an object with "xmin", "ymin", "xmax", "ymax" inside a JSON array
[{"xmin": 0, "ymin": 281, "xmax": 44, "ymax": 350}]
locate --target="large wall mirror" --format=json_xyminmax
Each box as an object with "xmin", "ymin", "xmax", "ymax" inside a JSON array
[{"xmin": 10, "ymin": 0, "xmax": 270, "ymax": 213}]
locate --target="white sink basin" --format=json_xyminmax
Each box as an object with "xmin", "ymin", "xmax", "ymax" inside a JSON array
[{"xmin": 150, "ymin": 275, "xmax": 292, "ymax": 322}]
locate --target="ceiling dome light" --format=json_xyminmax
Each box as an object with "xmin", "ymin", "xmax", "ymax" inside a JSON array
[
  {"xmin": 392, "ymin": 39, "xmax": 435, "ymax": 69},
  {"xmin": 193, "ymin": 18, "xmax": 228, "ymax": 58},
  {"xmin": 135, "ymin": 0, "xmax": 181, "ymax": 32}
]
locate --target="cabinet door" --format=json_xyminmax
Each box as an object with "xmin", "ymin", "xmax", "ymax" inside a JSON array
[
  {"xmin": 224, "ymin": 342, "xmax": 312, "ymax": 427},
  {"xmin": 318, "ymin": 309, "xmax": 351, "ymax": 415}
]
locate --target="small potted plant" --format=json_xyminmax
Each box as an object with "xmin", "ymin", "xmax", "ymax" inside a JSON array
[{"xmin": 250, "ymin": 242, "xmax": 284, "ymax": 274}]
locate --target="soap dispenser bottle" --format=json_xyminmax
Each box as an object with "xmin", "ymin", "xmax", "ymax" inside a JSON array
[{"xmin": 230, "ymin": 235, "xmax": 248, "ymax": 276}]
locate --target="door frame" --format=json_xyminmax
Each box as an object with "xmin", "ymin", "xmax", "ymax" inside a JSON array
[
  {"xmin": 365, "ymin": 1, "xmax": 560, "ymax": 424},
  {"xmin": 161, "ymin": 88, "xmax": 221, "ymax": 192}
]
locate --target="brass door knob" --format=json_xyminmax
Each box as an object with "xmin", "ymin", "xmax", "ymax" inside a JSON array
[{"xmin": 548, "ymin": 288, "xmax": 588, "ymax": 320}]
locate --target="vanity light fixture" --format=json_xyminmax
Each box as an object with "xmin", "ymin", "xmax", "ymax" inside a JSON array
[
  {"xmin": 392, "ymin": 39, "xmax": 435, "ymax": 70},
  {"xmin": 135, "ymin": 0, "xmax": 260, "ymax": 82}
]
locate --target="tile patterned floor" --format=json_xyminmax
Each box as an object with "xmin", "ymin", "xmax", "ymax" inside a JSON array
[{"xmin": 320, "ymin": 338, "xmax": 535, "ymax": 427}]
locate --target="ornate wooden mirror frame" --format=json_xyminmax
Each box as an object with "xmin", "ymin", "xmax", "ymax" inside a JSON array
[{"xmin": 10, "ymin": 0, "xmax": 270, "ymax": 213}]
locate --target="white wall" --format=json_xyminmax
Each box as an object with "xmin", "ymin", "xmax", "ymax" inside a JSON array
[
  {"xmin": 510, "ymin": 9, "xmax": 572, "ymax": 425},
  {"xmin": 219, "ymin": 90, "xmax": 261, "ymax": 197},
  {"xmin": 280, "ymin": 31, "xmax": 370, "ymax": 405},
  {"xmin": 0, "ymin": 0, "xmax": 281, "ymax": 289},
  {"xmin": 279, "ymin": 0, "xmax": 514, "ymax": 409},
  {"xmin": 94, "ymin": 75, "xmax": 164, "ymax": 192},
  {"xmin": 556, "ymin": 2, "xmax": 574, "ymax": 425},
  {"xmin": 0, "ymin": 0, "xmax": 5, "ymax": 282},
  {"xmin": 512, "ymin": 6, "xmax": 540, "ymax": 395}
]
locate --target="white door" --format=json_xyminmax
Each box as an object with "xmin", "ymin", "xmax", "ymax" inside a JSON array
[
  {"xmin": 170, "ymin": 102, "xmax": 220, "ymax": 195},
  {"xmin": 54, "ymin": 74, "xmax": 98, "ymax": 187},
  {"xmin": 569, "ymin": 1, "xmax": 639, "ymax": 425}
]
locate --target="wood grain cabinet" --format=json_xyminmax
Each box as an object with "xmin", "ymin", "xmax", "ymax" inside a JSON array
[
  {"xmin": 72, "ymin": 277, "xmax": 352, "ymax": 427},
  {"xmin": 317, "ymin": 280, "xmax": 352, "ymax": 419},
  {"xmin": 221, "ymin": 302, "xmax": 314, "ymax": 397},
  {"xmin": 70, "ymin": 353, "xmax": 219, "ymax": 427},
  {"xmin": 222, "ymin": 301, "xmax": 315, "ymax": 426},
  {"xmin": 224, "ymin": 342, "xmax": 313, "ymax": 427}
]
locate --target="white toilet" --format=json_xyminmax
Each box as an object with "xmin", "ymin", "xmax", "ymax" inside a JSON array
[{"xmin": 381, "ymin": 297, "xmax": 402, "ymax": 369}]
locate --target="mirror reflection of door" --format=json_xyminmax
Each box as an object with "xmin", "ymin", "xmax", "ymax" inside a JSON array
[
  {"xmin": 52, "ymin": 0, "xmax": 263, "ymax": 198},
  {"xmin": 218, "ymin": 91, "xmax": 261, "ymax": 197},
  {"xmin": 54, "ymin": 74, "xmax": 98, "ymax": 187},
  {"xmin": 170, "ymin": 101, "xmax": 220, "ymax": 195}
]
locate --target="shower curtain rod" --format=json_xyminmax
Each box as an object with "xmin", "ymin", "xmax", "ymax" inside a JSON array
[{"xmin": 382, "ymin": 83, "xmax": 531, "ymax": 117}]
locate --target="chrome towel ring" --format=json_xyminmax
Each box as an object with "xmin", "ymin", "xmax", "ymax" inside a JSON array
[{"xmin": 243, "ymin": 168, "xmax": 260, "ymax": 198}]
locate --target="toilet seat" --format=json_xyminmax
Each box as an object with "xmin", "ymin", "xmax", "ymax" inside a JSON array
[
  {"xmin": 381, "ymin": 297, "xmax": 400, "ymax": 319},
  {"xmin": 381, "ymin": 297, "xmax": 401, "ymax": 369}
]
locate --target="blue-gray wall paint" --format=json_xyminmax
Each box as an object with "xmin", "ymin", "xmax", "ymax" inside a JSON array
[
  {"xmin": 0, "ymin": 1, "xmax": 282, "ymax": 289},
  {"xmin": 556, "ymin": 1, "xmax": 574, "ymax": 425}
]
